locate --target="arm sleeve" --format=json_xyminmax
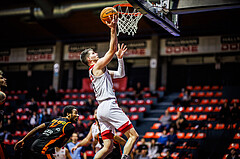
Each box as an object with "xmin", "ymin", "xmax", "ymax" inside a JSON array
[{"xmin": 113, "ymin": 58, "xmax": 125, "ymax": 79}]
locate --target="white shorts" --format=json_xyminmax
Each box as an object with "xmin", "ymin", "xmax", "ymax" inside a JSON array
[{"xmin": 97, "ymin": 99, "xmax": 133, "ymax": 140}]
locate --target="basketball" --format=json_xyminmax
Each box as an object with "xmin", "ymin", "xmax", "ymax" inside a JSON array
[
  {"xmin": 100, "ymin": 7, "xmax": 117, "ymax": 24},
  {"xmin": 0, "ymin": 91, "xmax": 6, "ymax": 104}
]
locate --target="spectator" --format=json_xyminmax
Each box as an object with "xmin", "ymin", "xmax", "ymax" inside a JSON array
[
  {"xmin": 137, "ymin": 149, "xmax": 150, "ymax": 159},
  {"xmin": 134, "ymin": 82, "xmax": 144, "ymax": 100},
  {"xmin": 181, "ymin": 90, "xmax": 191, "ymax": 108},
  {"xmin": 226, "ymin": 148, "xmax": 240, "ymax": 159},
  {"xmin": 219, "ymin": 102, "xmax": 231, "ymax": 123},
  {"xmin": 53, "ymin": 147, "xmax": 72, "ymax": 159},
  {"xmin": 74, "ymin": 120, "xmax": 87, "ymax": 138},
  {"xmin": 85, "ymin": 95, "xmax": 96, "ymax": 114},
  {"xmin": 148, "ymin": 139, "xmax": 159, "ymax": 159},
  {"xmin": 175, "ymin": 111, "xmax": 188, "ymax": 131},
  {"xmin": 135, "ymin": 138, "xmax": 149, "ymax": 157},
  {"xmin": 159, "ymin": 110, "xmax": 172, "ymax": 132},
  {"xmin": 42, "ymin": 109, "xmax": 51, "ymax": 122},
  {"xmin": 157, "ymin": 129, "xmax": 168, "ymax": 152},
  {"xmin": 29, "ymin": 97, "xmax": 39, "ymax": 114},
  {"xmin": 231, "ymin": 102, "xmax": 240, "ymax": 123},
  {"xmin": 166, "ymin": 127, "xmax": 178, "ymax": 152},
  {"xmin": 32, "ymin": 86, "xmax": 43, "ymax": 102},
  {"xmin": 46, "ymin": 85, "xmax": 56, "ymax": 102},
  {"xmin": 52, "ymin": 105, "xmax": 61, "ymax": 118},
  {"xmin": 67, "ymin": 133, "xmax": 87, "ymax": 159},
  {"xmin": 163, "ymin": 149, "xmax": 173, "ymax": 159},
  {"xmin": 29, "ymin": 111, "xmax": 39, "ymax": 129}
]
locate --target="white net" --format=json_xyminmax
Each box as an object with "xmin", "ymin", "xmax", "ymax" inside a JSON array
[{"xmin": 115, "ymin": 5, "xmax": 143, "ymax": 36}]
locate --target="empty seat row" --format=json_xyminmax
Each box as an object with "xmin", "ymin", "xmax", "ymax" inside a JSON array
[
  {"xmin": 143, "ymin": 131, "xmax": 206, "ymax": 139},
  {"xmin": 186, "ymin": 85, "xmax": 222, "ymax": 91},
  {"xmin": 179, "ymin": 91, "xmax": 223, "ymax": 98},
  {"xmin": 168, "ymin": 106, "xmax": 221, "ymax": 113},
  {"xmin": 121, "ymin": 99, "xmax": 153, "ymax": 105}
]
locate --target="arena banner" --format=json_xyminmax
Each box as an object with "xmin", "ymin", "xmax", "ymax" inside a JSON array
[
  {"xmin": 82, "ymin": 77, "xmax": 128, "ymax": 92},
  {"xmin": 0, "ymin": 46, "xmax": 55, "ymax": 63},
  {"xmin": 64, "ymin": 40, "xmax": 151, "ymax": 61},
  {"xmin": 160, "ymin": 35, "xmax": 240, "ymax": 56}
]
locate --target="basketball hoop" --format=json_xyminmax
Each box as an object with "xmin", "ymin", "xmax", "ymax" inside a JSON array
[{"xmin": 113, "ymin": 3, "xmax": 143, "ymax": 36}]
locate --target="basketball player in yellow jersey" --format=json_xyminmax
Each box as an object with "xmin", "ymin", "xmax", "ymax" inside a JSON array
[{"xmin": 80, "ymin": 15, "xmax": 139, "ymax": 159}]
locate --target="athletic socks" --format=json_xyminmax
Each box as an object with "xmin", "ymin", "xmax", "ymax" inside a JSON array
[{"xmin": 121, "ymin": 154, "xmax": 129, "ymax": 159}]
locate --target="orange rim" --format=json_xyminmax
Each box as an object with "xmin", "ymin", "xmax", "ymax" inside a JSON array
[{"xmin": 113, "ymin": 3, "xmax": 142, "ymax": 16}]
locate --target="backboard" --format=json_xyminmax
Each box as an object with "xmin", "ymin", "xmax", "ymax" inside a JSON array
[{"xmin": 127, "ymin": 0, "xmax": 180, "ymax": 36}]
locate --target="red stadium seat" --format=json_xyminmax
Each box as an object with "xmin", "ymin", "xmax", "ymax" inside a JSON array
[
  {"xmin": 21, "ymin": 115, "xmax": 28, "ymax": 120},
  {"xmin": 3, "ymin": 139, "xmax": 10, "ymax": 145},
  {"xmin": 138, "ymin": 107, "xmax": 146, "ymax": 112},
  {"xmin": 22, "ymin": 131, "xmax": 28, "ymax": 136},
  {"xmin": 58, "ymin": 89, "xmax": 64, "ymax": 93},
  {"xmin": 71, "ymin": 94, "xmax": 78, "ymax": 99},
  {"xmin": 200, "ymin": 99, "xmax": 209, "ymax": 105},
  {"xmin": 171, "ymin": 152, "xmax": 179, "ymax": 159},
  {"xmin": 198, "ymin": 114, "xmax": 207, "ymax": 121},
  {"xmin": 78, "ymin": 115, "xmax": 85, "ymax": 120},
  {"xmin": 211, "ymin": 85, "xmax": 219, "ymax": 90},
  {"xmin": 121, "ymin": 100, "xmax": 128, "ymax": 105},
  {"xmin": 184, "ymin": 133, "xmax": 195, "ymax": 139},
  {"xmin": 11, "ymin": 139, "xmax": 18, "ymax": 145},
  {"xmin": 176, "ymin": 132, "xmax": 185, "ymax": 139},
  {"xmin": 204, "ymin": 106, "xmax": 213, "ymax": 112},
  {"xmin": 205, "ymin": 92, "xmax": 214, "ymax": 97},
  {"xmin": 64, "ymin": 94, "xmax": 70, "ymax": 99},
  {"xmin": 127, "ymin": 87, "xmax": 134, "ymax": 92},
  {"xmin": 215, "ymin": 92, "xmax": 223, "ymax": 97},
  {"xmin": 13, "ymin": 96, "xmax": 19, "ymax": 100},
  {"xmin": 197, "ymin": 92, "xmax": 205, "ymax": 97},
  {"xmin": 234, "ymin": 133, "xmax": 240, "ymax": 139},
  {"xmin": 143, "ymin": 132, "xmax": 155, "ymax": 138},
  {"xmin": 14, "ymin": 131, "xmax": 22, "ymax": 136},
  {"xmin": 16, "ymin": 108, "xmax": 23, "ymax": 114},
  {"xmin": 231, "ymin": 99, "xmax": 239, "ymax": 104},
  {"xmin": 214, "ymin": 106, "xmax": 221, "ymax": 112},
  {"xmin": 130, "ymin": 115, "xmax": 139, "ymax": 121},
  {"xmin": 119, "ymin": 93, "xmax": 127, "ymax": 98},
  {"xmin": 195, "ymin": 133, "xmax": 206, "ymax": 139},
  {"xmin": 129, "ymin": 100, "xmax": 136, "ymax": 105},
  {"xmin": 7, "ymin": 96, "xmax": 12, "ymax": 100},
  {"xmin": 219, "ymin": 99, "xmax": 228, "ymax": 104},
  {"xmin": 55, "ymin": 101, "xmax": 62, "ymax": 106},
  {"xmin": 40, "ymin": 101, "xmax": 47, "ymax": 107},
  {"xmin": 202, "ymin": 85, "xmax": 210, "ymax": 90},
  {"xmin": 194, "ymin": 86, "xmax": 201, "ymax": 90},
  {"xmin": 143, "ymin": 87, "xmax": 150, "ymax": 91},
  {"xmin": 214, "ymin": 123, "xmax": 225, "ymax": 130},
  {"xmin": 129, "ymin": 107, "xmax": 137, "ymax": 113},
  {"xmin": 48, "ymin": 101, "xmax": 54, "ymax": 106},
  {"xmin": 154, "ymin": 132, "xmax": 162, "ymax": 139},
  {"xmin": 86, "ymin": 150, "xmax": 94, "ymax": 157},
  {"xmin": 210, "ymin": 99, "xmax": 218, "ymax": 105},
  {"xmin": 79, "ymin": 101, "xmax": 86, "ymax": 106},
  {"xmin": 143, "ymin": 93, "xmax": 151, "ymax": 98},
  {"xmin": 145, "ymin": 99, "xmax": 153, "ymax": 105},
  {"xmin": 228, "ymin": 143, "xmax": 239, "ymax": 150},
  {"xmin": 87, "ymin": 115, "xmax": 94, "ymax": 120},
  {"xmin": 72, "ymin": 89, "xmax": 79, "ymax": 93},
  {"xmin": 185, "ymin": 106, "xmax": 194, "ymax": 113},
  {"xmin": 62, "ymin": 101, "xmax": 69, "ymax": 106},
  {"xmin": 171, "ymin": 115, "xmax": 178, "ymax": 121},
  {"xmin": 190, "ymin": 92, "xmax": 196, "ymax": 97},
  {"xmin": 186, "ymin": 86, "xmax": 193, "ymax": 90},
  {"xmin": 179, "ymin": 93, "xmax": 183, "ymax": 98},
  {"xmin": 207, "ymin": 123, "xmax": 213, "ymax": 129},
  {"xmin": 151, "ymin": 123, "xmax": 161, "ymax": 129},
  {"xmin": 4, "ymin": 102, "xmax": 10, "ymax": 107},
  {"xmin": 71, "ymin": 101, "xmax": 79, "ymax": 106},
  {"xmin": 188, "ymin": 115, "xmax": 198, "ymax": 121},
  {"xmin": 16, "ymin": 90, "xmax": 22, "ymax": 94},
  {"xmin": 80, "ymin": 94, "xmax": 87, "ymax": 99},
  {"xmin": 168, "ymin": 106, "xmax": 176, "ymax": 113},
  {"xmin": 137, "ymin": 100, "xmax": 145, "ymax": 105},
  {"xmin": 195, "ymin": 106, "xmax": 203, "ymax": 112},
  {"xmin": 158, "ymin": 86, "xmax": 166, "ymax": 91},
  {"xmin": 10, "ymin": 90, "xmax": 16, "ymax": 94},
  {"xmin": 177, "ymin": 106, "xmax": 184, "ymax": 112}
]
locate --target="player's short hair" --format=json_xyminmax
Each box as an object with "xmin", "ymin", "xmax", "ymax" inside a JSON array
[
  {"xmin": 63, "ymin": 105, "xmax": 76, "ymax": 117},
  {"xmin": 80, "ymin": 48, "xmax": 92, "ymax": 66}
]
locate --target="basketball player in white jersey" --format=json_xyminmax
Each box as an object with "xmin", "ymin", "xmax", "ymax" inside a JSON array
[{"xmin": 79, "ymin": 15, "xmax": 139, "ymax": 159}]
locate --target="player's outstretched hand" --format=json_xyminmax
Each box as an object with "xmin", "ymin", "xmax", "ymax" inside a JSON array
[
  {"xmin": 14, "ymin": 140, "xmax": 24, "ymax": 151},
  {"xmin": 106, "ymin": 14, "xmax": 118, "ymax": 29},
  {"xmin": 71, "ymin": 146, "xmax": 78, "ymax": 153},
  {"xmin": 116, "ymin": 43, "xmax": 127, "ymax": 59}
]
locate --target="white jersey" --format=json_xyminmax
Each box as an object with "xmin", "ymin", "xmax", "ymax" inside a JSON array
[
  {"xmin": 54, "ymin": 147, "xmax": 66, "ymax": 159},
  {"xmin": 91, "ymin": 122, "xmax": 102, "ymax": 149},
  {"xmin": 89, "ymin": 65, "xmax": 116, "ymax": 102}
]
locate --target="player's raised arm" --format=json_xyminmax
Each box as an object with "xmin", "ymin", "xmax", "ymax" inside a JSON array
[
  {"xmin": 94, "ymin": 15, "xmax": 118, "ymax": 70},
  {"xmin": 109, "ymin": 43, "xmax": 127, "ymax": 79},
  {"xmin": 14, "ymin": 123, "xmax": 47, "ymax": 151}
]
